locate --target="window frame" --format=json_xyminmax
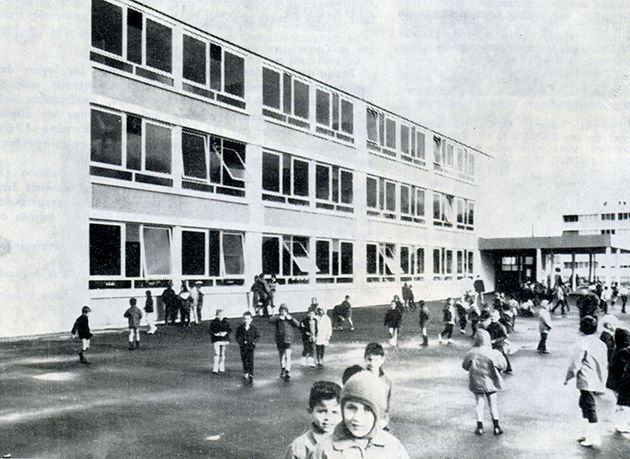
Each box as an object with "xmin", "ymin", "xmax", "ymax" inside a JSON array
[
  {"xmin": 315, "ymin": 86, "xmax": 354, "ymax": 136},
  {"xmin": 89, "ymin": 221, "xmax": 124, "ymax": 278},
  {"xmin": 262, "ymin": 66, "xmax": 310, "ymax": 120}
]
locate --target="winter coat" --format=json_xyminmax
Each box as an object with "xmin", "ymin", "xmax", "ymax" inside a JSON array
[
  {"xmin": 606, "ymin": 328, "xmax": 630, "ymax": 406},
  {"xmin": 124, "ymin": 305, "xmax": 143, "ymax": 328},
  {"xmin": 209, "ymin": 318, "xmax": 232, "ymax": 343},
  {"xmin": 144, "ymin": 296, "xmax": 154, "ymax": 313},
  {"xmin": 462, "ymin": 329, "xmax": 507, "ymax": 394},
  {"xmin": 600, "ymin": 331, "xmax": 615, "ymax": 364},
  {"xmin": 301, "ymin": 316, "xmax": 318, "ymax": 343},
  {"xmin": 565, "ymin": 334, "xmax": 608, "ymax": 392},
  {"xmin": 315, "ymin": 314, "xmax": 332, "ymax": 346},
  {"xmin": 270, "ymin": 314, "xmax": 300, "ymax": 345},
  {"xmin": 486, "ymin": 322, "xmax": 508, "ymax": 350},
  {"xmin": 443, "ymin": 306, "xmax": 454, "ymax": 324},
  {"xmin": 384, "ymin": 308, "xmax": 402, "ymax": 328},
  {"xmin": 235, "ymin": 323, "xmax": 260, "ymax": 350},
  {"xmin": 538, "ymin": 308, "xmax": 552, "ymax": 333},
  {"xmin": 71, "ymin": 314, "xmax": 92, "ymax": 339}
]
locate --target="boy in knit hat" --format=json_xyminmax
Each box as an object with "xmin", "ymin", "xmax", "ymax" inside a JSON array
[
  {"xmin": 284, "ymin": 381, "xmax": 342, "ymax": 459},
  {"xmin": 270, "ymin": 304, "xmax": 301, "ymax": 380},
  {"xmin": 309, "ymin": 371, "xmax": 409, "ymax": 458},
  {"xmin": 124, "ymin": 298, "xmax": 143, "ymax": 350}
]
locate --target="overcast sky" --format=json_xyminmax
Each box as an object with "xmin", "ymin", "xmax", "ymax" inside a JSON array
[{"xmin": 161, "ymin": 0, "xmax": 630, "ymax": 237}]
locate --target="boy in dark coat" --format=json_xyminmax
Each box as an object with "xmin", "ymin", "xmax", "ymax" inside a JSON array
[
  {"xmin": 124, "ymin": 298, "xmax": 143, "ymax": 350},
  {"xmin": 209, "ymin": 309, "xmax": 232, "ymax": 374},
  {"xmin": 300, "ymin": 309, "xmax": 318, "ymax": 367},
  {"xmin": 487, "ymin": 311, "xmax": 512, "ymax": 373},
  {"xmin": 235, "ymin": 311, "xmax": 260, "ymax": 381},
  {"xmin": 71, "ymin": 306, "xmax": 93, "ymax": 364},
  {"xmin": 270, "ymin": 304, "xmax": 300, "ymax": 380},
  {"xmin": 418, "ymin": 300, "xmax": 430, "ymax": 347},
  {"xmin": 384, "ymin": 300, "xmax": 403, "ymax": 347}
]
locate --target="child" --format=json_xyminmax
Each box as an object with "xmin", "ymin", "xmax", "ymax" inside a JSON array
[
  {"xmin": 364, "ymin": 342, "xmax": 392, "ymax": 428},
  {"xmin": 455, "ymin": 296, "xmax": 468, "ymax": 334},
  {"xmin": 537, "ymin": 300, "xmax": 553, "ymax": 354},
  {"xmin": 438, "ymin": 298, "xmax": 455, "ymax": 344},
  {"xmin": 600, "ymin": 314, "xmax": 618, "ymax": 364},
  {"xmin": 124, "ymin": 298, "xmax": 143, "ymax": 350},
  {"xmin": 333, "ymin": 295, "xmax": 355, "ymax": 331},
  {"xmin": 235, "ymin": 311, "xmax": 260, "ymax": 381},
  {"xmin": 462, "ymin": 329, "xmax": 507, "ymax": 435},
  {"xmin": 270, "ymin": 304, "xmax": 300, "ymax": 380},
  {"xmin": 384, "ymin": 300, "xmax": 402, "ymax": 347},
  {"xmin": 301, "ymin": 309, "xmax": 318, "ymax": 367},
  {"xmin": 468, "ymin": 302, "xmax": 481, "ymax": 338},
  {"xmin": 315, "ymin": 307, "xmax": 332, "ymax": 367},
  {"xmin": 606, "ymin": 328, "xmax": 630, "ymax": 433},
  {"xmin": 284, "ymin": 381, "xmax": 342, "ymax": 459},
  {"xmin": 418, "ymin": 300, "xmax": 430, "ymax": 347},
  {"xmin": 309, "ymin": 371, "xmax": 409, "ymax": 458},
  {"xmin": 71, "ymin": 305, "xmax": 93, "ymax": 364},
  {"xmin": 487, "ymin": 310, "xmax": 512, "ymax": 373},
  {"xmin": 308, "ymin": 297, "xmax": 320, "ymax": 314},
  {"xmin": 209, "ymin": 309, "xmax": 232, "ymax": 374},
  {"xmin": 144, "ymin": 290, "xmax": 157, "ymax": 334},
  {"xmin": 564, "ymin": 315, "xmax": 608, "ymax": 447}
]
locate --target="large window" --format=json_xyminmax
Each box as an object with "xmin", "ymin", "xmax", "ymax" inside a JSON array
[
  {"xmin": 91, "ymin": 107, "xmax": 172, "ymax": 178},
  {"xmin": 92, "ymin": 0, "xmax": 173, "ymax": 76},
  {"xmin": 400, "ymin": 245, "xmax": 425, "ymax": 279},
  {"xmin": 181, "ymin": 130, "xmax": 246, "ymax": 194},
  {"xmin": 262, "ymin": 235, "xmax": 315, "ymax": 281},
  {"xmin": 366, "ymin": 176, "xmax": 396, "ymax": 218},
  {"xmin": 315, "ymin": 163, "xmax": 353, "ymax": 209},
  {"xmin": 432, "ymin": 191, "xmax": 455, "ymax": 227},
  {"xmin": 366, "ymin": 108, "xmax": 396, "ymax": 155},
  {"xmin": 315, "ymin": 89, "xmax": 354, "ymax": 138},
  {"xmin": 262, "ymin": 67, "xmax": 310, "ymax": 121},
  {"xmin": 315, "ymin": 239, "xmax": 353, "ymax": 282},
  {"xmin": 182, "ymin": 33, "xmax": 245, "ymax": 101},
  {"xmin": 366, "ymin": 242, "xmax": 401, "ymax": 282},
  {"xmin": 181, "ymin": 229, "xmax": 244, "ymax": 278},
  {"xmin": 262, "ymin": 151, "xmax": 309, "ymax": 205},
  {"xmin": 456, "ymin": 198, "xmax": 475, "ymax": 230},
  {"xmin": 433, "ymin": 247, "xmax": 454, "ymax": 279},
  {"xmin": 400, "ymin": 184, "xmax": 426, "ymax": 223}
]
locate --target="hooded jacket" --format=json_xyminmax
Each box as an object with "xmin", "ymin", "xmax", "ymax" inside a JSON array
[
  {"xmin": 565, "ymin": 334, "xmax": 608, "ymax": 392},
  {"xmin": 606, "ymin": 328, "xmax": 630, "ymax": 405},
  {"xmin": 462, "ymin": 329, "xmax": 507, "ymax": 393}
]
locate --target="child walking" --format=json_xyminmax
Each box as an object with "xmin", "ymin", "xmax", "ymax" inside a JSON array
[
  {"xmin": 124, "ymin": 298, "xmax": 143, "ymax": 350},
  {"xmin": 301, "ymin": 309, "xmax": 318, "ymax": 367},
  {"xmin": 71, "ymin": 305, "xmax": 93, "ymax": 364},
  {"xmin": 462, "ymin": 329, "xmax": 507, "ymax": 435},
  {"xmin": 284, "ymin": 381, "xmax": 342, "ymax": 459},
  {"xmin": 315, "ymin": 307, "xmax": 332, "ymax": 367},
  {"xmin": 384, "ymin": 300, "xmax": 402, "ymax": 347},
  {"xmin": 564, "ymin": 315, "xmax": 608, "ymax": 448},
  {"xmin": 537, "ymin": 300, "xmax": 553, "ymax": 354},
  {"xmin": 606, "ymin": 328, "xmax": 630, "ymax": 433},
  {"xmin": 270, "ymin": 304, "xmax": 300, "ymax": 380},
  {"xmin": 309, "ymin": 371, "xmax": 410, "ymax": 458},
  {"xmin": 209, "ymin": 309, "xmax": 232, "ymax": 374},
  {"xmin": 144, "ymin": 290, "xmax": 157, "ymax": 334},
  {"xmin": 364, "ymin": 342, "xmax": 392, "ymax": 428},
  {"xmin": 235, "ymin": 311, "xmax": 260, "ymax": 381},
  {"xmin": 438, "ymin": 298, "xmax": 455, "ymax": 344},
  {"xmin": 418, "ymin": 300, "xmax": 430, "ymax": 347}
]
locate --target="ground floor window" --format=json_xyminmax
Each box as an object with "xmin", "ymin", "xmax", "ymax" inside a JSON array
[
  {"xmin": 400, "ymin": 246, "xmax": 425, "ymax": 281},
  {"xmin": 366, "ymin": 242, "xmax": 401, "ymax": 282},
  {"xmin": 315, "ymin": 239, "xmax": 353, "ymax": 283},
  {"xmin": 262, "ymin": 234, "xmax": 316, "ymax": 284}
]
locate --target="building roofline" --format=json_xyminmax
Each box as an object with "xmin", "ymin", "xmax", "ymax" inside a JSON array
[
  {"xmin": 131, "ymin": 0, "xmax": 493, "ymax": 159},
  {"xmin": 478, "ymin": 234, "xmax": 630, "ymax": 252}
]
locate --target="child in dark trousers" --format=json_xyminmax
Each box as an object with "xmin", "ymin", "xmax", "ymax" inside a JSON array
[
  {"xmin": 439, "ymin": 298, "xmax": 455, "ymax": 344},
  {"xmin": 71, "ymin": 306, "xmax": 93, "ymax": 364},
  {"xmin": 301, "ymin": 309, "xmax": 318, "ymax": 367},
  {"xmin": 384, "ymin": 300, "xmax": 403, "ymax": 347},
  {"xmin": 235, "ymin": 311, "xmax": 260, "ymax": 381},
  {"xmin": 418, "ymin": 300, "xmax": 430, "ymax": 347},
  {"xmin": 606, "ymin": 328, "xmax": 630, "ymax": 433},
  {"xmin": 270, "ymin": 304, "xmax": 301, "ymax": 380}
]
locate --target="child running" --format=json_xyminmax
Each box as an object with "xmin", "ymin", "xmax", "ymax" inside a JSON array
[
  {"xmin": 309, "ymin": 371, "xmax": 409, "ymax": 458},
  {"xmin": 270, "ymin": 304, "xmax": 300, "ymax": 380},
  {"xmin": 438, "ymin": 298, "xmax": 455, "ymax": 344},
  {"xmin": 384, "ymin": 300, "xmax": 402, "ymax": 347},
  {"xmin": 462, "ymin": 329, "xmax": 507, "ymax": 436},
  {"xmin": 124, "ymin": 297, "xmax": 143, "ymax": 350},
  {"xmin": 71, "ymin": 305, "xmax": 92, "ymax": 364},
  {"xmin": 284, "ymin": 381, "xmax": 342, "ymax": 459},
  {"xmin": 235, "ymin": 311, "xmax": 260, "ymax": 381},
  {"xmin": 564, "ymin": 315, "xmax": 608, "ymax": 448}
]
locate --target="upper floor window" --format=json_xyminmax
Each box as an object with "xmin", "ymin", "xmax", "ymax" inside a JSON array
[
  {"xmin": 400, "ymin": 184, "xmax": 425, "ymax": 224},
  {"xmin": 366, "ymin": 108, "xmax": 396, "ymax": 155},
  {"xmin": 262, "ymin": 151, "xmax": 309, "ymax": 206},
  {"xmin": 315, "ymin": 88, "xmax": 354, "ymax": 140},
  {"xmin": 456, "ymin": 198, "xmax": 475, "ymax": 231},
  {"xmin": 92, "ymin": 0, "xmax": 173, "ymax": 83},
  {"xmin": 563, "ymin": 215, "xmax": 578, "ymax": 222},
  {"xmin": 601, "ymin": 213, "xmax": 615, "ymax": 221},
  {"xmin": 315, "ymin": 163, "xmax": 353, "ymax": 210},
  {"xmin": 366, "ymin": 176, "xmax": 396, "ymax": 219},
  {"xmin": 262, "ymin": 67, "xmax": 310, "ymax": 126},
  {"xmin": 400, "ymin": 123, "xmax": 426, "ymax": 167}
]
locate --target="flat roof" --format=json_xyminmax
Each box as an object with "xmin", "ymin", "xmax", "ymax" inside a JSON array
[{"xmin": 478, "ymin": 234, "xmax": 630, "ymax": 253}]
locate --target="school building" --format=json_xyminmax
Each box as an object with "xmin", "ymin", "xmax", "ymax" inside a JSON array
[{"xmin": 0, "ymin": 0, "xmax": 492, "ymax": 338}]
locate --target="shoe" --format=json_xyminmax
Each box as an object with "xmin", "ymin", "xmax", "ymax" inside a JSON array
[
  {"xmin": 437, "ymin": 334, "xmax": 442, "ymax": 344},
  {"xmin": 128, "ymin": 344, "xmax": 134, "ymax": 351},
  {"xmin": 493, "ymin": 426, "xmax": 503, "ymax": 435},
  {"xmin": 280, "ymin": 369, "xmax": 286, "ymax": 378},
  {"xmin": 79, "ymin": 351, "xmax": 89, "ymax": 364},
  {"xmin": 135, "ymin": 341, "xmax": 140, "ymax": 349},
  {"xmin": 248, "ymin": 374, "xmax": 254, "ymax": 381},
  {"xmin": 579, "ymin": 437, "xmax": 601, "ymax": 447},
  {"xmin": 447, "ymin": 339, "xmax": 454, "ymax": 344},
  {"xmin": 284, "ymin": 371, "xmax": 290, "ymax": 380},
  {"xmin": 474, "ymin": 427, "xmax": 484, "ymax": 435},
  {"xmin": 540, "ymin": 350, "xmax": 550, "ymax": 354},
  {"xmin": 350, "ymin": 327, "xmax": 355, "ymax": 331}
]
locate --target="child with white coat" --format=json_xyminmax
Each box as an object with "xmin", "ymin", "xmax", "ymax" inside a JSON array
[{"xmin": 315, "ymin": 307, "xmax": 332, "ymax": 367}]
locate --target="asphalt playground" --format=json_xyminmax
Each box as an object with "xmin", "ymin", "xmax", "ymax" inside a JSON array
[{"xmin": 1, "ymin": 296, "xmax": 629, "ymax": 458}]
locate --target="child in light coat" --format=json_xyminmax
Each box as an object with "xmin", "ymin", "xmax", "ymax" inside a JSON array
[{"xmin": 315, "ymin": 307, "xmax": 332, "ymax": 367}]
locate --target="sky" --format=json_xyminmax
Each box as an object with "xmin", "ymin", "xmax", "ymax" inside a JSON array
[{"xmin": 155, "ymin": 0, "xmax": 630, "ymax": 237}]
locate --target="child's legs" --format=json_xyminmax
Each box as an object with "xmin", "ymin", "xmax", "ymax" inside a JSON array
[
  {"xmin": 446, "ymin": 323, "xmax": 453, "ymax": 339},
  {"xmin": 247, "ymin": 348, "xmax": 255, "ymax": 375},
  {"xmin": 486, "ymin": 392, "xmax": 500, "ymax": 420},
  {"xmin": 284, "ymin": 347, "xmax": 293, "ymax": 371},
  {"xmin": 579, "ymin": 391, "xmax": 598, "ymax": 423},
  {"xmin": 474, "ymin": 393, "xmax": 486, "ymax": 422},
  {"xmin": 316, "ymin": 344, "xmax": 325, "ymax": 362},
  {"xmin": 218, "ymin": 343, "xmax": 227, "ymax": 370},
  {"xmin": 302, "ymin": 340, "xmax": 309, "ymax": 357},
  {"xmin": 81, "ymin": 338, "xmax": 90, "ymax": 351},
  {"xmin": 239, "ymin": 346, "xmax": 248, "ymax": 373},
  {"xmin": 212, "ymin": 342, "xmax": 222, "ymax": 371},
  {"xmin": 128, "ymin": 329, "xmax": 135, "ymax": 342}
]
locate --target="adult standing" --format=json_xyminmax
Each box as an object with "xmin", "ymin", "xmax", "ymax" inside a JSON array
[{"xmin": 161, "ymin": 280, "xmax": 177, "ymax": 325}]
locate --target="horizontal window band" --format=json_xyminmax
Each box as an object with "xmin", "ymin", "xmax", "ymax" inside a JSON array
[
  {"xmin": 287, "ymin": 197, "xmax": 309, "ymax": 206},
  {"xmin": 215, "ymin": 278, "xmax": 245, "ymax": 286},
  {"xmin": 366, "ymin": 142, "xmax": 381, "ymax": 152},
  {"xmin": 182, "ymin": 180, "xmax": 214, "ymax": 192},
  {"xmin": 216, "ymin": 186, "xmax": 245, "ymax": 197},
  {"xmin": 89, "ymin": 280, "xmax": 132, "ymax": 289},
  {"xmin": 134, "ymin": 279, "xmax": 174, "ymax": 289},
  {"xmin": 287, "ymin": 116, "xmax": 309, "ymax": 129},
  {"xmin": 316, "ymin": 202, "xmax": 335, "ymax": 210},
  {"xmin": 181, "ymin": 279, "xmax": 214, "ymax": 287},
  {"xmin": 400, "ymin": 276, "xmax": 412, "ymax": 282},
  {"xmin": 316, "ymin": 126, "xmax": 335, "ymax": 137},
  {"xmin": 287, "ymin": 278, "xmax": 309, "ymax": 285},
  {"xmin": 90, "ymin": 166, "xmax": 133, "ymax": 181},
  {"xmin": 336, "ymin": 277, "xmax": 353, "ymax": 283},
  {"xmin": 262, "ymin": 109, "xmax": 286, "ymax": 122},
  {"xmin": 366, "ymin": 277, "xmax": 381, "ymax": 283},
  {"xmin": 135, "ymin": 67, "xmax": 174, "ymax": 86},
  {"xmin": 316, "ymin": 278, "xmax": 335, "ymax": 284},
  {"xmin": 382, "ymin": 148, "xmax": 396, "ymax": 157},
  {"xmin": 336, "ymin": 132, "xmax": 354, "ymax": 142},
  {"xmin": 183, "ymin": 82, "xmax": 215, "ymax": 99},
  {"xmin": 135, "ymin": 173, "xmax": 173, "ymax": 187},
  {"xmin": 216, "ymin": 93, "xmax": 246, "ymax": 109},
  {"xmin": 91, "ymin": 52, "xmax": 134, "ymax": 73},
  {"xmin": 262, "ymin": 193, "xmax": 286, "ymax": 203},
  {"xmin": 367, "ymin": 210, "xmax": 380, "ymax": 216},
  {"xmin": 336, "ymin": 205, "xmax": 353, "ymax": 213}
]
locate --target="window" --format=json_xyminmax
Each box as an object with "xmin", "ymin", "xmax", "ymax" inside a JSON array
[
  {"xmin": 601, "ymin": 213, "xmax": 615, "ymax": 221},
  {"xmin": 366, "ymin": 108, "xmax": 396, "ymax": 154},
  {"xmin": 315, "ymin": 163, "xmax": 353, "ymax": 207},
  {"xmin": 182, "ymin": 229, "xmax": 244, "ymax": 278},
  {"xmin": 315, "ymin": 88, "xmax": 354, "ymax": 137},
  {"xmin": 262, "ymin": 67, "xmax": 310, "ymax": 121},
  {"xmin": 315, "ymin": 239, "xmax": 353, "ymax": 280},
  {"xmin": 400, "ymin": 245, "xmax": 425, "ymax": 278},
  {"xmin": 182, "ymin": 34, "xmax": 246, "ymax": 100},
  {"xmin": 262, "ymin": 151, "xmax": 309, "ymax": 203},
  {"xmin": 143, "ymin": 227, "xmax": 172, "ymax": 276},
  {"xmin": 366, "ymin": 242, "xmax": 400, "ymax": 282},
  {"xmin": 182, "ymin": 131, "xmax": 246, "ymax": 191},
  {"xmin": 400, "ymin": 184, "xmax": 425, "ymax": 223},
  {"xmin": 445, "ymin": 142, "xmax": 454, "ymax": 169},
  {"xmin": 91, "ymin": 1, "xmax": 173, "ymax": 75},
  {"xmin": 467, "ymin": 251, "xmax": 474, "ymax": 274},
  {"xmin": 91, "ymin": 107, "xmax": 172, "ymax": 177},
  {"xmin": 501, "ymin": 256, "xmax": 518, "ymax": 272},
  {"xmin": 262, "ymin": 235, "xmax": 314, "ymax": 279},
  {"xmin": 433, "ymin": 136, "xmax": 443, "ymax": 167},
  {"xmin": 366, "ymin": 176, "xmax": 396, "ymax": 218},
  {"xmin": 432, "ymin": 192, "xmax": 454, "ymax": 227},
  {"xmin": 90, "ymin": 223, "xmax": 122, "ymax": 276},
  {"xmin": 456, "ymin": 198, "xmax": 474, "ymax": 230},
  {"xmin": 181, "ymin": 230, "xmax": 206, "ymax": 275},
  {"xmin": 433, "ymin": 247, "xmax": 454, "ymax": 278}
]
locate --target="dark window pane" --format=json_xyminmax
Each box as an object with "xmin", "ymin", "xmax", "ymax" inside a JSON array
[
  {"xmin": 400, "ymin": 186, "xmax": 410, "ymax": 214},
  {"xmin": 366, "ymin": 109, "xmax": 378, "ymax": 142},
  {"xmin": 378, "ymin": 114, "xmax": 385, "ymax": 146},
  {"xmin": 222, "ymin": 140, "xmax": 245, "ymax": 188},
  {"xmin": 262, "ymin": 68, "xmax": 280, "ymax": 109},
  {"xmin": 125, "ymin": 223, "xmax": 140, "ymax": 278},
  {"xmin": 416, "ymin": 190, "xmax": 425, "ymax": 216},
  {"xmin": 126, "ymin": 114, "xmax": 142, "ymax": 170},
  {"xmin": 294, "ymin": 80, "xmax": 309, "ymax": 119},
  {"xmin": 433, "ymin": 194, "xmax": 441, "ymax": 219},
  {"xmin": 469, "ymin": 202, "xmax": 475, "ymax": 226},
  {"xmin": 182, "ymin": 132, "xmax": 206, "ymax": 179},
  {"xmin": 183, "ymin": 35, "xmax": 206, "ymax": 84},
  {"xmin": 401, "ymin": 125, "xmax": 409, "ymax": 154},
  {"xmin": 366, "ymin": 177, "xmax": 377, "ymax": 208},
  {"xmin": 293, "ymin": 159, "xmax": 309, "ymax": 197},
  {"xmin": 316, "ymin": 164, "xmax": 330, "ymax": 200},
  {"xmin": 224, "ymin": 52, "xmax": 244, "ymax": 97},
  {"xmin": 127, "ymin": 9, "xmax": 142, "ymax": 64},
  {"xmin": 145, "ymin": 19, "xmax": 172, "ymax": 73},
  {"xmin": 262, "ymin": 152, "xmax": 280, "ymax": 192},
  {"xmin": 332, "ymin": 93, "xmax": 339, "ymax": 130},
  {"xmin": 262, "ymin": 236, "xmax": 280, "ymax": 275},
  {"xmin": 400, "ymin": 247, "xmax": 409, "ymax": 274},
  {"xmin": 91, "ymin": 109, "xmax": 122, "ymax": 165},
  {"xmin": 92, "ymin": 0, "xmax": 122, "ymax": 55},
  {"xmin": 332, "ymin": 248, "xmax": 339, "ymax": 276},
  {"xmin": 341, "ymin": 242, "xmax": 353, "ymax": 275},
  {"xmin": 386, "ymin": 118, "xmax": 396, "ymax": 149},
  {"xmin": 209, "ymin": 136, "xmax": 222, "ymax": 184},
  {"xmin": 282, "ymin": 154, "xmax": 291, "ymax": 195},
  {"xmin": 340, "ymin": 170, "xmax": 353, "ymax": 204},
  {"xmin": 210, "ymin": 44, "xmax": 222, "ymax": 91},
  {"xmin": 208, "ymin": 230, "xmax": 220, "ymax": 277},
  {"xmin": 145, "ymin": 123, "xmax": 171, "ymax": 173},
  {"xmin": 341, "ymin": 99, "xmax": 353, "ymax": 134},
  {"xmin": 446, "ymin": 250, "xmax": 453, "ymax": 274},
  {"xmin": 417, "ymin": 248, "xmax": 424, "ymax": 274},
  {"xmin": 182, "ymin": 231, "xmax": 206, "ymax": 275},
  {"xmin": 292, "ymin": 237, "xmax": 308, "ymax": 276},
  {"xmin": 90, "ymin": 223, "xmax": 121, "ymax": 276},
  {"xmin": 386, "ymin": 182, "xmax": 396, "ymax": 211},
  {"xmin": 316, "ymin": 240, "xmax": 330, "ymax": 274},
  {"xmin": 332, "ymin": 167, "xmax": 339, "ymax": 203},
  {"xmin": 223, "ymin": 233, "xmax": 244, "ymax": 275},
  {"xmin": 366, "ymin": 244, "xmax": 377, "ymax": 274},
  {"xmin": 433, "ymin": 249, "xmax": 440, "ymax": 274},
  {"xmin": 316, "ymin": 90, "xmax": 330, "ymax": 125},
  {"xmin": 283, "ymin": 73, "xmax": 292, "ymax": 114}
]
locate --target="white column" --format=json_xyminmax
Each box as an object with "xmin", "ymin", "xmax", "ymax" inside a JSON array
[
  {"xmin": 605, "ymin": 246, "xmax": 612, "ymax": 285},
  {"xmin": 535, "ymin": 248, "xmax": 543, "ymax": 283}
]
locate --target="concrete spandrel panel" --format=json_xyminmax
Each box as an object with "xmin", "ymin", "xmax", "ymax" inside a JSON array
[{"xmin": 263, "ymin": 206, "xmax": 354, "ymax": 238}]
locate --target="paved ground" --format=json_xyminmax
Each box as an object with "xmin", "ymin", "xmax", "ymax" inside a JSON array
[{"xmin": 1, "ymin": 297, "xmax": 630, "ymax": 458}]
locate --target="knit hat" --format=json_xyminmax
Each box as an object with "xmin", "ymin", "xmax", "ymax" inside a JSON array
[
  {"xmin": 81, "ymin": 306, "xmax": 91, "ymax": 313},
  {"xmin": 474, "ymin": 329, "xmax": 491, "ymax": 347},
  {"xmin": 341, "ymin": 371, "xmax": 387, "ymax": 428}
]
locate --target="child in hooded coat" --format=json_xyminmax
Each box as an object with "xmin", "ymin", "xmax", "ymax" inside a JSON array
[
  {"xmin": 606, "ymin": 328, "xmax": 630, "ymax": 433},
  {"xmin": 462, "ymin": 329, "xmax": 508, "ymax": 436}
]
